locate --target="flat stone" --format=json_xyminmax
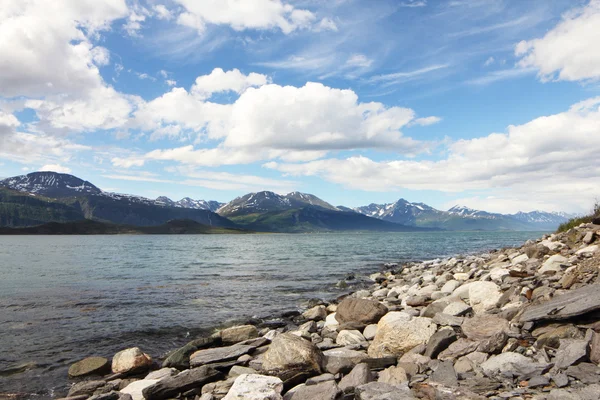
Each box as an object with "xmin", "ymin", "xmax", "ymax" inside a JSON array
[
  {"xmin": 335, "ymin": 298, "xmax": 388, "ymax": 329},
  {"xmin": 142, "ymin": 366, "xmax": 222, "ymax": 400},
  {"xmin": 438, "ymin": 339, "xmax": 478, "ymax": 361},
  {"xmin": 120, "ymin": 380, "xmax": 159, "ymax": 400},
  {"xmin": 68, "ymin": 381, "xmax": 110, "ymax": 397},
  {"xmin": 576, "ymin": 245, "xmax": 598, "ymax": 256},
  {"xmin": 554, "ymin": 338, "xmax": 590, "ymax": 369},
  {"xmin": 162, "ymin": 337, "xmax": 219, "ymax": 369},
  {"xmin": 440, "ymin": 280, "xmax": 460, "ymax": 294},
  {"xmin": 527, "ymin": 375, "xmax": 550, "ymax": 388},
  {"xmin": 431, "ymin": 313, "xmax": 463, "ymax": 327},
  {"xmin": 201, "ymin": 378, "xmax": 235, "ymax": 398},
  {"xmin": 228, "ymin": 365, "xmax": 258, "ymax": 378},
  {"xmin": 323, "ymin": 348, "xmax": 368, "ymax": 374},
  {"xmin": 547, "ymin": 389, "xmax": 581, "ymax": 400},
  {"xmin": 424, "ymin": 329, "xmax": 457, "ymax": 359},
  {"xmin": 520, "ymin": 284, "xmax": 600, "ymax": 322},
  {"xmin": 355, "ymin": 382, "xmax": 415, "ymax": 400},
  {"xmin": 430, "ymin": 361, "xmax": 457, "ymax": 387},
  {"xmin": 442, "ymin": 301, "xmax": 472, "ymax": 316},
  {"xmin": 458, "ymin": 377, "xmax": 502, "ymax": 394},
  {"xmin": 282, "ymin": 380, "xmax": 340, "ymax": 400},
  {"xmin": 190, "ymin": 344, "xmax": 256, "ymax": 367},
  {"xmin": 262, "ymin": 333, "xmax": 323, "ymax": 375},
  {"xmin": 378, "ymin": 365, "xmax": 408, "ymax": 386},
  {"xmin": 339, "ymin": 364, "xmax": 373, "ymax": 393},
  {"xmin": 462, "ymin": 315, "xmax": 508, "ymax": 341},
  {"xmin": 480, "ymin": 352, "xmax": 550, "ymax": 380},
  {"xmin": 539, "ymin": 255, "xmax": 569, "ymax": 275},
  {"xmin": 368, "ymin": 313, "xmax": 437, "ymax": 358},
  {"xmin": 145, "ymin": 368, "xmax": 177, "ymax": 380},
  {"xmin": 305, "ymin": 373, "xmax": 335, "ymax": 385},
  {"xmin": 223, "ymin": 374, "xmax": 283, "ymax": 400},
  {"xmin": 476, "ymin": 331, "xmax": 508, "ymax": 354},
  {"xmin": 565, "ymin": 363, "xmax": 600, "ymax": 384},
  {"xmin": 551, "ymin": 372, "xmax": 569, "ymax": 387},
  {"xmin": 112, "ymin": 348, "xmax": 152, "ymax": 375},
  {"xmin": 68, "ymin": 357, "xmax": 110, "ymax": 378},
  {"xmin": 336, "ymin": 330, "xmax": 366, "ymax": 346},
  {"xmin": 221, "ymin": 325, "xmax": 258, "ymax": 344}
]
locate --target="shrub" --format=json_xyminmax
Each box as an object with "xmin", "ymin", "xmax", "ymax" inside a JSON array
[{"xmin": 557, "ymin": 201, "xmax": 600, "ymax": 233}]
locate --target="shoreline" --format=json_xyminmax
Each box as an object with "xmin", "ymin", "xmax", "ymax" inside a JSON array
[{"xmin": 5, "ymin": 226, "xmax": 600, "ymax": 400}]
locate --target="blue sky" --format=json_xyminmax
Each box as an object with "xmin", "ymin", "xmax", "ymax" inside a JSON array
[{"xmin": 1, "ymin": 0, "xmax": 599, "ymax": 213}]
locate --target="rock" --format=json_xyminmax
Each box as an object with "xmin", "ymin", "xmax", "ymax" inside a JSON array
[
  {"xmin": 442, "ymin": 300, "xmax": 471, "ymax": 316},
  {"xmin": 489, "ymin": 267, "xmax": 510, "ymax": 281},
  {"xmin": 406, "ymin": 295, "xmax": 429, "ymax": 307},
  {"xmin": 87, "ymin": 392, "xmax": 125, "ymax": 400},
  {"xmin": 547, "ymin": 389, "xmax": 581, "ymax": 400},
  {"xmin": 339, "ymin": 364, "xmax": 373, "ymax": 393},
  {"xmin": 454, "ymin": 352, "xmax": 488, "ymax": 374},
  {"xmin": 221, "ymin": 325, "xmax": 258, "ymax": 344},
  {"xmin": 323, "ymin": 348, "xmax": 368, "ymax": 374},
  {"xmin": 424, "ymin": 329, "xmax": 457, "ymax": 359},
  {"xmin": 368, "ymin": 312, "xmax": 437, "ymax": 358},
  {"xmin": 201, "ymin": 378, "xmax": 235, "ymax": 398},
  {"xmin": 437, "ymin": 339, "xmax": 478, "ymax": 361},
  {"xmin": 565, "ymin": 363, "xmax": 600, "ymax": 384},
  {"xmin": 535, "ymin": 324, "xmax": 583, "ymax": 349},
  {"xmin": 528, "ymin": 375, "xmax": 550, "ymax": 388},
  {"xmin": 302, "ymin": 306, "xmax": 327, "ymax": 321},
  {"xmin": 456, "ymin": 281, "xmax": 502, "ymax": 314},
  {"xmin": 476, "ymin": 331, "xmax": 508, "ymax": 354},
  {"xmin": 541, "ymin": 240, "xmax": 565, "ymax": 252},
  {"xmin": 583, "ymin": 231, "xmax": 596, "ymax": 244},
  {"xmin": 120, "ymin": 380, "xmax": 159, "ymax": 400},
  {"xmin": 145, "ymin": 368, "xmax": 177, "ymax": 380},
  {"xmin": 520, "ymin": 284, "xmax": 600, "ymax": 322},
  {"xmin": 440, "ymin": 280, "xmax": 460, "ymax": 294},
  {"xmin": 377, "ymin": 365, "xmax": 408, "ymax": 386},
  {"xmin": 228, "ymin": 365, "xmax": 258, "ymax": 378},
  {"xmin": 111, "ymin": 348, "xmax": 152, "ymax": 374},
  {"xmin": 68, "ymin": 381, "xmax": 111, "ymax": 397},
  {"xmin": 552, "ymin": 372, "xmax": 569, "ymax": 387},
  {"xmin": 480, "ymin": 352, "xmax": 550, "ymax": 379},
  {"xmin": 462, "ymin": 315, "xmax": 509, "ymax": 341},
  {"xmin": 142, "ymin": 366, "xmax": 222, "ymax": 400},
  {"xmin": 323, "ymin": 313, "xmax": 339, "ymax": 330},
  {"xmin": 372, "ymin": 288, "xmax": 389, "ymax": 298},
  {"xmin": 223, "ymin": 374, "xmax": 283, "ymax": 400},
  {"xmin": 430, "ymin": 360, "xmax": 457, "ymax": 387},
  {"xmin": 431, "ymin": 313, "xmax": 463, "ymax": 327},
  {"xmin": 335, "ymin": 298, "xmax": 388, "ymax": 329},
  {"xmin": 262, "ymin": 333, "xmax": 323, "ymax": 375},
  {"xmin": 282, "ymin": 380, "xmax": 340, "ymax": 400},
  {"xmin": 68, "ymin": 357, "xmax": 110, "ymax": 378},
  {"xmin": 336, "ymin": 330, "xmax": 366, "ymax": 346},
  {"xmin": 305, "ymin": 373, "xmax": 335, "ymax": 385},
  {"xmin": 576, "ymin": 245, "xmax": 598, "ymax": 256},
  {"xmin": 190, "ymin": 343, "xmax": 256, "ymax": 367},
  {"xmin": 589, "ymin": 331, "xmax": 600, "ymax": 364},
  {"xmin": 363, "ymin": 324, "xmax": 378, "ymax": 340},
  {"xmin": 355, "ymin": 382, "xmax": 415, "ymax": 399},
  {"xmin": 511, "ymin": 254, "xmax": 529, "ymax": 265},
  {"xmin": 162, "ymin": 337, "xmax": 219, "ymax": 369},
  {"xmin": 554, "ymin": 338, "xmax": 590, "ymax": 369},
  {"xmin": 539, "ymin": 255, "xmax": 569, "ymax": 275}
]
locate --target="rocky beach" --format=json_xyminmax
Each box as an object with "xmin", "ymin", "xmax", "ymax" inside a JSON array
[{"xmin": 6, "ymin": 222, "xmax": 600, "ymax": 400}]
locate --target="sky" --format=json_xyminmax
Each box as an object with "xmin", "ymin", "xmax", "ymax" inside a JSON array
[{"xmin": 1, "ymin": 0, "xmax": 599, "ymax": 214}]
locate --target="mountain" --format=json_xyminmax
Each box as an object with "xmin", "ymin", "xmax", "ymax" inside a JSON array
[
  {"xmin": 354, "ymin": 199, "xmax": 571, "ymax": 231},
  {"xmin": 232, "ymin": 206, "xmax": 432, "ymax": 233},
  {"xmin": 217, "ymin": 191, "xmax": 338, "ymax": 217},
  {"xmin": 156, "ymin": 196, "xmax": 224, "ymax": 212},
  {"xmin": 0, "ymin": 172, "xmax": 236, "ymax": 228}
]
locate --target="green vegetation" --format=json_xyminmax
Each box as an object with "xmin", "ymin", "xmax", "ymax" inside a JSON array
[{"xmin": 557, "ymin": 201, "xmax": 600, "ymax": 232}]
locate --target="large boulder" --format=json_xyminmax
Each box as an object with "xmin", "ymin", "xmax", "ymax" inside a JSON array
[
  {"xmin": 221, "ymin": 325, "xmax": 258, "ymax": 344},
  {"xmin": 335, "ymin": 298, "xmax": 388, "ymax": 329},
  {"xmin": 111, "ymin": 347, "xmax": 152, "ymax": 374},
  {"xmin": 462, "ymin": 315, "xmax": 509, "ymax": 341},
  {"xmin": 68, "ymin": 356, "xmax": 110, "ymax": 378},
  {"xmin": 223, "ymin": 374, "xmax": 283, "ymax": 400},
  {"xmin": 368, "ymin": 312, "xmax": 437, "ymax": 358},
  {"xmin": 262, "ymin": 333, "xmax": 323, "ymax": 375}
]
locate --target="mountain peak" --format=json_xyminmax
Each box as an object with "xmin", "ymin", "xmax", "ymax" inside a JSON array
[{"xmin": 0, "ymin": 171, "xmax": 102, "ymax": 198}]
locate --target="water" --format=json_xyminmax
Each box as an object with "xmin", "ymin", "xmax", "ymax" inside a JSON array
[{"xmin": 0, "ymin": 231, "xmax": 544, "ymax": 397}]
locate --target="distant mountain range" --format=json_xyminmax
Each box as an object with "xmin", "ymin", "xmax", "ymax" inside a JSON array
[{"xmin": 0, "ymin": 171, "xmax": 574, "ymax": 232}]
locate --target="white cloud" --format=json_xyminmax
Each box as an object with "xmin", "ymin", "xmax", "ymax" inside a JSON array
[
  {"xmin": 315, "ymin": 17, "xmax": 338, "ymax": 32},
  {"xmin": 516, "ymin": 0, "xmax": 600, "ymax": 82},
  {"xmin": 411, "ymin": 116, "xmax": 442, "ymax": 126},
  {"xmin": 466, "ymin": 68, "xmax": 536, "ymax": 85},
  {"xmin": 484, "ymin": 56, "xmax": 495, "ymax": 66},
  {"xmin": 400, "ymin": 1, "xmax": 427, "ymax": 7},
  {"xmin": 166, "ymin": 79, "xmax": 177, "ymax": 86},
  {"xmin": 266, "ymin": 97, "xmax": 600, "ymax": 213},
  {"xmin": 368, "ymin": 64, "xmax": 450, "ymax": 86},
  {"xmin": 111, "ymin": 157, "xmax": 145, "ymax": 168},
  {"xmin": 123, "ymin": 11, "xmax": 146, "ymax": 37},
  {"xmin": 346, "ymin": 54, "xmax": 373, "ymax": 68},
  {"xmin": 153, "ymin": 5, "xmax": 173, "ymax": 20},
  {"xmin": 173, "ymin": 0, "xmax": 319, "ymax": 35},
  {"xmin": 190, "ymin": 68, "xmax": 270, "ymax": 100},
  {"xmin": 40, "ymin": 164, "xmax": 72, "ymax": 174}
]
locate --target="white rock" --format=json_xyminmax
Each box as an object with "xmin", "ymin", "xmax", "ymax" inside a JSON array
[
  {"xmin": 539, "ymin": 255, "xmax": 568, "ymax": 275},
  {"xmin": 511, "ymin": 254, "xmax": 529, "ymax": 265},
  {"xmin": 145, "ymin": 367, "xmax": 177, "ymax": 380},
  {"xmin": 368, "ymin": 312, "xmax": 437, "ymax": 358},
  {"xmin": 112, "ymin": 347, "xmax": 152, "ymax": 374},
  {"xmin": 489, "ymin": 267, "xmax": 510, "ymax": 282},
  {"xmin": 440, "ymin": 280, "xmax": 460, "ymax": 294},
  {"xmin": 324, "ymin": 313, "xmax": 339, "ymax": 330},
  {"xmin": 363, "ymin": 324, "xmax": 378, "ymax": 340},
  {"xmin": 453, "ymin": 273, "xmax": 469, "ymax": 281},
  {"xmin": 336, "ymin": 330, "xmax": 367, "ymax": 346},
  {"xmin": 223, "ymin": 374, "xmax": 283, "ymax": 400},
  {"xmin": 372, "ymin": 288, "xmax": 389, "ymax": 298},
  {"xmin": 453, "ymin": 281, "xmax": 502, "ymax": 314},
  {"xmin": 120, "ymin": 379, "xmax": 159, "ymax": 400},
  {"xmin": 417, "ymin": 284, "xmax": 438, "ymax": 297},
  {"xmin": 442, "ymin": 300, "xmax": 472, "ymax": 316},
  {"xmin": 541, "ymin": 240, "xmax": 565, "ymax": 252},
  {"xmin": 576, "ymin": 245, "xmax": 598, "ymax": 256}
]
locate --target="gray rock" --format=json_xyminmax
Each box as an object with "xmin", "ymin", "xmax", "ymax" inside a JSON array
[
  {"xmin": 262, "ymin": 333, "xmax": 324, "ymax": 375},
  {"xmin": 363, "ymin": 324, "xmax": 378, "ymax": 340},
  {"xmin": 68, "ymin": 357, "xmax": 110, "ymax": 378},
  {"xmin": 431, "ymin": 313, "xmax": 463, "ymax": 327},
  {"xmin": 547, "ymin": 389, "xmax": 582, "ymax": 400},
  {"xmin": 566, "ymin": 363, "xmax": 600, "ymax": 384},
  {"xmin": 162, "ymin": 337, "xmax": 219, "ymax": 369},
  {"xmin": 339, "ymin": 364, "xmax": 372, "ymax": 393},
  {"xmin": 424, "ymin": 329, "xmax": 457, "ymax": 359},
  {"xmin": 378, "ymin": 365, "xmax": 408, "ymax": 386},
  {"xmin": 305, "ymin": 373, "xmax": 335, "ymax": 385},
  {"xmin": 520, "ymin": 284, "xmax": 600, "ymax": 322},
  {"xmin": 462, "ymin": 315, "xmax": 509, "ymax": 341},
  {"xmin": 480, "ymin": 352, "xmax": 550, "ymax": 380},
  {"xmin": 442, "ymin": 301, "xmax": 472, "ymax": 317},
  {"xmin": 551, "ymin": 372, "xmax": 570, "ymax": 387},
  {"xmin": 145, "ymin": 368, "xmax": 177, "ymax": 380},
  {"xmin": 323, "ymin": 348, "xmax": 368, "ymax": 374},
  {"xmin": 335, "ymin": 298, "xmax": 388, "ymax": 329},
  {"xmin": 283, "ymin": 380, "xmax": 340, "ymax": 400},
  {"xmin": 228, "ymin": 365, "xmax": 258, "ymax": 378},
  {"xmin": 430, "ymin": 361, "xmax": 457, "ymax": 387},
  {"xmin": 142, "ymin": 366, "xmax": 222, "ymax": 400},
  {"xmin": 87, "ymin": 392, "xmax": 120, "ymax": 400},
  {"xmin": 220, "ymin": 325, "xmax": 258, "ymax": 344},
  {"xmin": 527, "ymin": 375, "xmax": 550, "ymax": 388},
  {"xmin": 438, "ymin": 339, "xmax": 478, "ymax": 361},
  {"xmin": 355, "ymin": 382, "xmax": 415, "ymax": 400},
  {"xmin": 554, "ymin": 338, "xmax": 590, "ymax": 369},
  {"xmin": 459, "ymin": 376, "xmax": 502, "ymax": 394},
  {"xmin": 68, "ymin": 381, "xmax": 111, "ymax": 397},
  {"xmin": 476, "ymin": 331, "xmax": 508, "ymax": 354},
  {"xmin": 223, "ymin": 374, "xmax": 283, "ymax": 400},
  {"xmin": 336, "ymin": 330, "xmax": 366, "ymax": 346}
]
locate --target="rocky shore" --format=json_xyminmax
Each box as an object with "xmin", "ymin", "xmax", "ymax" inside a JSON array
[{"xmin": 11, "ymin": 222, "xmax": 600, "ymax": 400}]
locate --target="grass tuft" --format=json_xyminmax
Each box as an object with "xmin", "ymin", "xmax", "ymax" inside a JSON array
[{"xmin": 557, "ymin": 201, "xmax": 600, "ymax": 233}]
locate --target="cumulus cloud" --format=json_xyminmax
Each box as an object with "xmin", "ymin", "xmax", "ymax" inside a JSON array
[
  {"xmin": 173, "ymin": 0, "xmax": 320, "ymax": 34},
  {"xmin": 190, "ymin": 68, "xmax": 270, "ymax": 100},
  {"xmin": 516, "ymin": 0, "xmax": 600, "ymax": 82},
  {"xmin": 266, "ymin": 97, "xmax": 600, "ymax": 213},
  {"xmin": 40, "ymin": 164, "xmax": 72, "ymax": 174}
]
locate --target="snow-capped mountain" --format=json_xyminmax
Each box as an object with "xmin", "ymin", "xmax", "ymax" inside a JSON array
[
  {"xmin": 355, "ymin": 199, "xmax": 443, "ymax": 226},
  {"xmin": 0, "ymin": 172, "xmax": 102, "ymax": 198},
  {"xmin": 447, "ymin": 205, "xmax": 503, "ymax": 219},
  {"xmin": 156, "ymin": 196, "xmax": 224, "ymax": 212},
  {"xmin": 217, "ymin": 191, "xmax": 338, "ymax": 217},
  {"xmin": 509, "ymin": 211, "xmax": 575, "ymax": 225}
]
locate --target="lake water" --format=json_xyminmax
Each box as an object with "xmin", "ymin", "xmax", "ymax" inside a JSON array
[{"xmin": 0, "ymin": 231, "xmax": 545, "ymax": 397}]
